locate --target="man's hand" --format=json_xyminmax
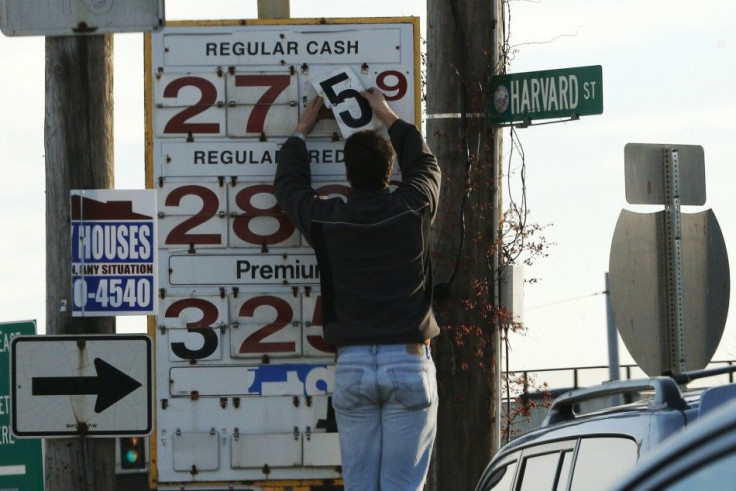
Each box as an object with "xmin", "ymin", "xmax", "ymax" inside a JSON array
[
  {"xmin": 296, "ymin": 96, "xmax": 324, "ymax": 136},
  {"xmin": 362, "ymin": 88, "xmax": 399, "ymax": 128}
]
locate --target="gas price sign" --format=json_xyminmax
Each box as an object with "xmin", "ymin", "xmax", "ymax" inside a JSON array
[
  {"xmin": 146, "ymin": 18, "xmax": 420, "ymax": 488},
  {"xmin": 71, "ymin": 190, "xmax": 157, "ymax": 317}
]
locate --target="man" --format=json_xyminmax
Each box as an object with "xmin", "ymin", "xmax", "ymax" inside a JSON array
[{"xmin": 274, "ymin": 88, "xmax": 441, "ymax": 490}]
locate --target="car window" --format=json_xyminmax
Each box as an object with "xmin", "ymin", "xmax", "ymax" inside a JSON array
[
  {"xmin": 480, "ymin": 460, "xmax": 518, "ymax": 491},
  {"xmin": 518, "ymin": 451, "xmax": 560, "ymax": 490},
  {"xmin": 569, "ymin": 437, "xmax": 638, "ymax": 491},
  {"xmin": 517, "ymin": 449, "xmax": 575, "ymax": 491},
  {"xmin": 481, "ymin": 438, "xmax": 634, "ymax": 491},
  {"xmin": 482, "ymin": 440, "xmax": 576, "ymax": 491},
  {"xmin": 664, "ymin": 447, "xmax": 736, "ymax": 490},
  {"xmin": 556, "ymin": 451, "xmax": 573, "ymax": 490}
]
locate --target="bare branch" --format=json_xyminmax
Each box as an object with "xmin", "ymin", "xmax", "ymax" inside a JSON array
[{"xmin": 511, "ymin": 25, "xmax": 583, "ymax": 49}]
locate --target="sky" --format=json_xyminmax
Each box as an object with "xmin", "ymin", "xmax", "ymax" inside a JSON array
[{"xmin": 1, "ymin": 0, "xmax": 734, "ymax": 386}]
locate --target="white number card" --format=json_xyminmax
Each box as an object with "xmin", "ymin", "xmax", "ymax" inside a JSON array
[{"xmin": 310, "ymin": 66, "xmax": 380, "ymax": 138}]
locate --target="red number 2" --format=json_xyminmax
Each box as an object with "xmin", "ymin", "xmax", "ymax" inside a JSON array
[
  {"xmin": 164, "ymin": 185, "xmax": 222, "ymax": 245},
  {"xmin": 162, "ymin": 76, "xmax": 220, "ymax": 134},
  {"xmin": 238, "ymin": 296, "xmax": 296, "ymax": 354}
]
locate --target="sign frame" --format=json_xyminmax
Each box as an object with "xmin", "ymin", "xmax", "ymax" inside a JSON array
[{"xmin": 145, "ymin": 17, "xmax": 420, "ymax": 486}]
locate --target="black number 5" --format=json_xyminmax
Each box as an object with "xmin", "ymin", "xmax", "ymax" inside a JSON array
[{"xmin": 319, "ymin": 72, "xmax": 373, "ymax": 128}]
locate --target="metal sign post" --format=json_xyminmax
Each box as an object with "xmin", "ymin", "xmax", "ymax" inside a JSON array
[{"xmin": 662, "ymin": 148, "xmax": 686, "ymax": 374}]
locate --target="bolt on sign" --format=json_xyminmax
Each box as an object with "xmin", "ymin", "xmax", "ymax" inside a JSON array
[
  {"xmin": 145, "ymin": 18, "xmax": 420, "ymax": 488},
  {"xmin": 70, "ymin": 190, "xmax": 157, "ymax": 317},
  {"xmin": 488, "ymin": 65, "xmax": 603, "ymax": 124}
]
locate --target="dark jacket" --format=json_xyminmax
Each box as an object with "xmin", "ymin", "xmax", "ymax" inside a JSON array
[{"xmin": 274, "ymin": 120, "xmax": 441, "ymax": 347}]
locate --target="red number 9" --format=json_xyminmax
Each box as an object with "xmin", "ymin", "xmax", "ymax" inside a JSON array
[{"xmin": 376, "ymin": 70, "xmax": 408, "ymax": 101}]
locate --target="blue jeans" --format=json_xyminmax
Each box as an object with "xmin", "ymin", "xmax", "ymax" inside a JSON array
[{"xmin": 333, "ymin": 343, "xmax": 438, "ymax": 491}]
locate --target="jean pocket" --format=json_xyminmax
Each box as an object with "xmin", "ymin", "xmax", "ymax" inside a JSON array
[
  {"xmin": 387, "ymin": 364, "xmax": 436, "ymax": 410},
  {"xmin": 332, "ymin": 366, "xmax": 365, "ymax": 411}
]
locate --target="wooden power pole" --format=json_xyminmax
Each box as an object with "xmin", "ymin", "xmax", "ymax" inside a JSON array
[
  {"xmin": 257, "ymin": 0, "xmax": 290, "ymax": 18},
  {"xmin": 426, "ymin": 0, "xmax": 504, "ymax": 489},
  {"xmin": 44, "ymin": 34, "xmax": 116, "ymax": 491}
]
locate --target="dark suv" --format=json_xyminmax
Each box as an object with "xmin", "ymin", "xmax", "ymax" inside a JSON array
[{"xmin": 475, "ymin": 367, "xmax": 736, "ymax": 491}]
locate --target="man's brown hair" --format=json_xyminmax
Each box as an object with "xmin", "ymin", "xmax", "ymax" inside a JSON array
[{"xmin": 344, "ymin": 130, "xmax": 394, "ymax": 190}]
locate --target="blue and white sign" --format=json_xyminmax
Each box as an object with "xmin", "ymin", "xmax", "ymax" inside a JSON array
[{"xmin": 71, "ymin": 190, "xmax": 157, "ymax": 316}]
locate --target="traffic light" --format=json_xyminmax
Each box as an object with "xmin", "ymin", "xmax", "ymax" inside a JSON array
[{"xmin": 119, "ymin": 436, "xmax": 146, "ymax": 470}]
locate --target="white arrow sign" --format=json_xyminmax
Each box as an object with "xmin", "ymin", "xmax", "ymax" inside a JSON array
[{"xmin": 11, "ymin": 334, "xmax": 152, "ymax": 437}]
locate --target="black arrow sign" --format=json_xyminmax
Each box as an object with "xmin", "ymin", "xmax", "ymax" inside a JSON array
[{"xmin": 32, "ymin": 357, "xmax": 143, "ymax": 413}]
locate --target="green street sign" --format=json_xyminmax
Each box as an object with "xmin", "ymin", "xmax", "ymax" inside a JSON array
[
  {"xmin": 1, "ymin": 320, "xmax": 43, "ymax": 491},
  {"xmin": 488, "ymin": 65, "xmax": 603, "ymax": 124}
]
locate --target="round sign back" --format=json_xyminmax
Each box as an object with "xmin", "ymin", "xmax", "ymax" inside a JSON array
[{"xmin": 609, "ymin": 209, "xmax": 730, "ymax": 376}]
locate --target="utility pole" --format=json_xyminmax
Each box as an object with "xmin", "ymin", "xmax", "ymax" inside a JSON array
[
  {"xmin": 44, "ymin": 35, "xmax": 116, "ymax": 491},
  {"xmin": 257, "ymin": 0, "xmax": 290, "ymax": 18},
  {"xmin": 426, "ymin": 0, "xmax": 503, "ymax": 489}
]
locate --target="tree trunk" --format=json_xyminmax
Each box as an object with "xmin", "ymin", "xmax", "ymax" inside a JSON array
[
  {"xmin": 426, "ymin": 0, "xmax": 502, "ymax": 489},
  {"xmin": 44, "ymin": 34, "xmax": 116, "ymax": 491}
]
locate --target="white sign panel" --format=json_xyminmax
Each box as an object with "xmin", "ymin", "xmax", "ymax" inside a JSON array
[
  {"xmin": 167, "ymin": 253, "xmax": 319, "ymax": 286},
  {"xmin": 169, "ymin": 364, "xmax": 334, "ymax": 397},
  {"xmin": 71, "ymin": 189, "xmax": 157, "ymax": 316},
  {"xmin": 11, "ymin": 334, "xmax": 152, "ymax": 437},
  {"xmin": 0, "ymin": 0, "xmax": 164, "ymax": 37},
  {"xmin": 158, "ymin": 140, "xmax": 348, "ymax": 178},
  {"xmin": 161, "ymin": 28, "xmax": 402, "ymax": 66},
  {"xmin": 147, "ymin": 18, "xmax": 419, "ymax": 486}
]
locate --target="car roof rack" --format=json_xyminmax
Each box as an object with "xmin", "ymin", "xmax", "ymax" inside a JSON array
[
  {"xmin": 543, "ymin": 365, "xmax": 736, "ymax": 427},
  {"xmin": 669, "ymin": 364, "xmax": 736, "ymax": 385},
  {"xmin": 543, "ymin": 377, "xmax": 684, "ymax": 426}
]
